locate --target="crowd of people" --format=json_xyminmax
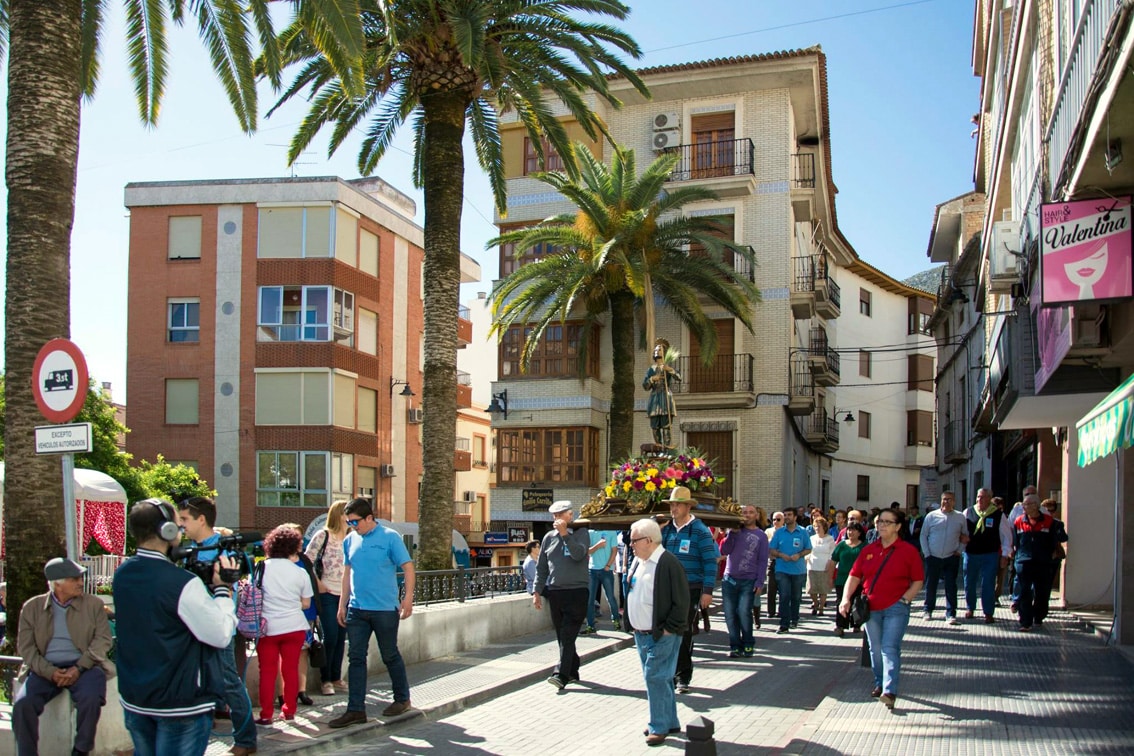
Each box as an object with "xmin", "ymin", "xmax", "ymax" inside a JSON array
[{"xmin": 528, "ymin": 482, "xmax": 1071, "ymax": 745}]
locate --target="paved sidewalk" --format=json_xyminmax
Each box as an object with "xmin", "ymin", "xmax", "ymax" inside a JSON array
[
  {"xmin": 205, "ymin": 628, "xmax": 631, "ymax": 755},
  {"xmin": 270, "ymin": 606, "xmax": 1134, "ymax": 755}
]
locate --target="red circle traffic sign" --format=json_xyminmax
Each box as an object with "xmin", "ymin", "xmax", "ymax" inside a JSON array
[{"xmin": 31, "ymin": 339, "xmax": 89, "ymax": 423}]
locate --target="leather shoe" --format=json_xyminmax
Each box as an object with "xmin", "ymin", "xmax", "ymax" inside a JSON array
[
  {"xmin": 646, "ymin": 733, "xmax": 667, "ymax": 746},
  {"xmin": 871, "ymin": 686, "xmax": 882, "ymax": 698},
  {"xmin": 228, "ymin": 748, "xmax": 257, "ymax": 756},
  {"xmin": 643, "ymin": 727, "xmax": 682, "ymax": 736},
  {"xmin": 328, "ymin": 710, "xmax": 367, "ymax": 728},
  {"xmin": 382, "ymin": 700, "xmax": 414, "ymax": 717}
]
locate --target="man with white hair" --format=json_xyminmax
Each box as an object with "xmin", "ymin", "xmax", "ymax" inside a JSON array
[
  {"xmin": 626, "ymin": 518, "xmax": 690, "ymax": 747},
  {"xmin": 533, "ymin": 500, "xmax": 591, "ymax": 689},
  {"xmin": 14, "ymin": 557, "xmax": 114, "ymax": 756}
]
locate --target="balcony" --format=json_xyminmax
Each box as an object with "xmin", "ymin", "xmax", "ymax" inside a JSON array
[
  {"xmin": 788, "ymin": 355, "xmax": 815, "ymax": 416},
  {"xmin": 661, "ymin": 138, "xmax": 757, "ymax": 197},
  {"xmin": 791, "ymin": 152, "xmax": 815, "ymax": 189},
  {"xmin": 803, "ymin": 410, "xmax": 839, "ymax": 453},
  {"xmin": 791, "ymin": 254, "xmax": 839, "ymax": 320},
  {"xmin": 458, "ymin": 304, "xmax": 472, "ymax": 347},
  {"xmin": 807, "ymin": 327, "xmax": 840, "ymax": 387},
  {"xmin": 942, "ymin": 419, "xmax": 969, "ymax": 464},
  {"xmin": 672, "ymin": 353, "xmax": 754, "ymax": 409},
  {"xmin": 689, "ymin": 245, "xmax": 756, "ymax": 283},
  {"xmin": 456, "ymin": 370, "xmax": 472, "ymax": 409},
  {"xmin": 455, "ymin": 437, "xmax": 472, "ymax": 472}
]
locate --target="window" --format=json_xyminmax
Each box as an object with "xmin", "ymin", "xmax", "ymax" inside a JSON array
[
  {"xmin": 856, "ymin": 475, "xmax": 870, "ymax": 502},
  {"xmin": 497, "ymin": 223, "xmax": 560, "ymax": 277},
  {"xmin": 257, "ymin": 451, "xmax": 329, "ymax": 507},
  {"xmin": 906, "ymin": 484, "xmax": 919, "ymax": 509},
  {"xmin": 165, "ymin": 379, "xmax": 199, "ymax": 424},
  {"xmin": 908, "ymin": 296, "xmax": 933, "ymax": 335},
  {"xmin": 168, "ymin": 216, "xmax": 202, "ymax": 260},
  {"xmin": 473, "ymin": 435, "xmax": 487, "ymax": 467},
  {"xmin": 690, "ymin": 111, "xmax": 736, "ymax": 179},
  {"xmin": 258, "ymin": 285, "xmax": 354, "ymax": 343},
  {"xmin": 356, "ymin": 466, "xmax": 376, "ymax": 499},
  {"xmin": 357, "ymin": 308, "xmax": 378, "ymax": 355},
  {"xmin": 523, "ymin": 137, "xmax": 564, "ymax": 175},
  {"xmin": 357, "ymin": 387, "xmax": 377, "ymax": 433},
  {"xmin": 859, "ymin": 288, "xmax": 872, "ymax": 317},
  {"xmin": 257, "ymin": 206, "xmax": 331, "ymax": 258},
  {"xmin": 858, "ymin": 411, "xmax": 871, "ymax": 439},
  {"xmin": 331, "ymin": 452, "xmax": 353, "ymax": 497},
  {"xmin": 255, "ymin": 370, "xmax": 330, "ymax": 425},
  {"xmin": 497, "ymin": 427, "xmax": 600, "ymax": 487},
  {"xmin": 334, "ymin": 207, "xmax": 358, "ymax": 265},
  {"xmin": 359, "ymin": 228, "xmax": 379, "ymax": 277},
  {"xmin": 168, "ymin": 299, "xmax": 200, "ymax": 343},
  {"xmin": 499, "ymin": 323, "xmax": 600, "ymax": 379},
  {"xmin": 859, "ymin": 350, "xmax": 872, "ymax": 378},
  {"xmin": 333, "ymin": 373, "xmax": 356, "ymax": 428},
  {"xmin": 908, "ymin": 354, "xmax": 934, "ymax": 391},
  {"xmin": 907, "ymin": 410, "xmax": 934, "ymax": 447}
]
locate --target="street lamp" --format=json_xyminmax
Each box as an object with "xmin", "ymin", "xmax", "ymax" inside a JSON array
[
  {"xmin": 486, "ymin": 390, "xmax": 508, "ymax": 419},
  {"xmin": 390, "ymin": 378, "xmax": 414, "ymax": 397}
]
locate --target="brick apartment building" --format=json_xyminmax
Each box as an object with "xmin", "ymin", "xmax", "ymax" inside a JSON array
[{"xmin": 125, "ymin": 175, "xmax": 480, "ymax": 531}]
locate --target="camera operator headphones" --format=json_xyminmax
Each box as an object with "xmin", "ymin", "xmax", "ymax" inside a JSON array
[{"xmin": 145, "ymin": 498, "xmax": 182, "ymax": 542}]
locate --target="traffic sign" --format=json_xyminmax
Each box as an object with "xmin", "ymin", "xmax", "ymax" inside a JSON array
[
  {"xmin": 35, "ymin": 423, "xmax": 93, "ymax": 454},
  {"xmin": 31, "ymin": 339, "xmax": 89, "ymax": 423}
]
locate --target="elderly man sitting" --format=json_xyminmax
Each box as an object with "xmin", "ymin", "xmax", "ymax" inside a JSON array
[{"xmin": 15, "ymin": 557, "xmax": 114, "ymax": 756}]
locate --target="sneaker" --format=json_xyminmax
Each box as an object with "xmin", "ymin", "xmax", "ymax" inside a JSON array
[
  {"xmin": 789, "ymin": 622, "xmax": 798, "ymax": 629},
  {"xmin": 547, "ymin": 675, "xmax": 566, "ymax": 690},
  {"xmin": 923, "ymin": 611, "xmax": 933, "ymax": 621},
  {"xmin": 728, "ymin": 649, "xmax": 742, "ymax": 658},
  {"xmin": 321, "ymin": 682, "xmax": 335, "ymax": 695},
  {"xmin": 613, "ymin": 619, "xmax": 622, "ymax": 631},
  {"xmin": 742, "ymin": 647, "xmax": 755, "ymax": 657},
  {"xmin": 1018, "ymin": 625, "xmax": 1032, "ymax": 632},
  {"xmin": 579, "ymin": 625, "xmax": 596, "ymax": 635},
  {"xmin": 328, "ymin": 710, "xmax": 366, "ymax": 728},
  {"xmin": 381, "ymin": 701, "xmax": 413, "ymax": 717},
  {"xmin": 946, "ymin": 616, "xmax": 960, "ymax": 625}
]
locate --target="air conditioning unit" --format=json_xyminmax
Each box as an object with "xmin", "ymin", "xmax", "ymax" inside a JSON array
[
  {"xmin": 1069, "ymin": 307, "xmax": 1108, "ymax": 353},
  {"xmin": 653, "ymin": 131, "xmax": 678, "ymax": 151},
  {"xmin": 988, "ymin": 220, "xmax": 1021, "ymax": 292},
  {"xmin": 463, "ymin": 490, "xmax": 477, "ymax": 503},
  {"xmin": 407, "ymin": 408, "xmax": 424, "ymax": 424},
  {"xmin": 379, "ymin": 464, "xmax": 396, "ymax": 478},
  {"xmin": 653, "ymin": 112, "xmax": 680, "ymax": 131}
]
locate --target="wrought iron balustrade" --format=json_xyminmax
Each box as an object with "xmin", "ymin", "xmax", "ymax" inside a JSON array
[
  {"xmin": 406, "ymin": 566, "xmax": 527, "ymax": 606},
  {"xmin": 673, "ymin": 353, "xmax": 753, "ymax": 394},
  {"xmin": 662, "ymin": 138, "xmax": 755, "ymax": 182}
]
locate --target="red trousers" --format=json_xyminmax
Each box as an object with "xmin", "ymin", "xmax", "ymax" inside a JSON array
[{"xmin": 257, "ymin": 630, "xmax": 306, "ymax": 719}]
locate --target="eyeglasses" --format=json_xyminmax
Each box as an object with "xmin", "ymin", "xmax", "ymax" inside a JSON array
[
  {"xmin": 346, "ymin": 519, "xmax": 360, "ymax": 527},
  {"xmin": 630, "ymin": 536, "xmax": 649, "ymax": 544},
  {"xmin": 876, "ymin": 519, "xmax": 899, "ymax": 526}
]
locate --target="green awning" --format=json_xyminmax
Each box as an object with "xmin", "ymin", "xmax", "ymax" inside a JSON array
[{"xmin": 1077, "ymin": 372, "xmax": 1134, "ymax": 466}]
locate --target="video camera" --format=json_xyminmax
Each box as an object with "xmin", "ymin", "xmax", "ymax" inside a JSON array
[{"xmin": 171, "ymin": 531, "xmax": 262, "ymax": 584}]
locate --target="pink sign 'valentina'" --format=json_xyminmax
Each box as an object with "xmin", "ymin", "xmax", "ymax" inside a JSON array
[{"xmin": 1040, "ymin": 197, "xmax": 1133, "ymax": 306}]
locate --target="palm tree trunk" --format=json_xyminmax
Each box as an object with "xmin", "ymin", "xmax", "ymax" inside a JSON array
[
  {"xmin": 416, "ymin": 88, "xmax": 467, "ymax": 571},
  {"xmin": 3, "ymin": 0, "xmax": 83, "ymax": 640},
  {"xmin": 607, "ymin": 289, "xmax": 637, "ymax": 464}
]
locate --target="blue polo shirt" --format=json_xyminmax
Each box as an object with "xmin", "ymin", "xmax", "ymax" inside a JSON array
[
  {"xmin": 343, "ymin": 524, "xmax": 412, "ymax": 611},
  {"xmin": 769, "ymin": 525, "xmax": 810, "ymax": 575}
]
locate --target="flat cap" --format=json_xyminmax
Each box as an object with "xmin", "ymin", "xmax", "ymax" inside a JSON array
[
  {"xmin": 548, "ymin": 500, "xmax": 573, "ymax": 514},
  {"xmin": 44, "ymin": 557, "xmax": 87, "ymax": 581}
]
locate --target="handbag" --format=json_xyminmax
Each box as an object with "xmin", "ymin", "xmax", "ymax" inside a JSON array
[
  {"xmin": 850, "ymin": 545, "xmax": 898, "ymax": 628},
  {"xmin": 307, "ymin": 619, "xmax": 327, "ymax": 668},
  {"xmin": 313, "ymin": 530, "xmax": 329, "ymax": 580}
]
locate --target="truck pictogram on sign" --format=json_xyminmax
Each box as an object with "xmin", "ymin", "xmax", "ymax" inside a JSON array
[{"xmin": 43, "ymin": 369, "xmax": 74, "ymax": 392}]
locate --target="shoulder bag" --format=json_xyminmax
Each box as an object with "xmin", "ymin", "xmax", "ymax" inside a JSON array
[
  {"xmin": 850, "ymin": 545, "xmax": 898, "ymax": 627},
  {"xmin": 307, "ymin": 618, "xmax": 327, "ymax": 668},
  {"xmin": 313, "ymin": 530, "xmax": 330, "ymax": 580}
]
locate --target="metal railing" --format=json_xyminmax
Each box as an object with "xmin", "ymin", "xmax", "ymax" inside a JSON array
[
  {"xmin": 826, "ymin": 276, "xmax": 842, "ymax": 310},
  {"xmin": 457, "ymin": 304, "xmax": 471, "ymax": 320},
  {"xmin": 790, "ymin": 355, "xmax": 814, "ymax": 398},
  {"xmin": 804, "ymin": 411, "xmax": 840, "ymax": 445},
  {"xmin": 1047, "ymin": 0, "xmax": 1123, "ymax": 194},
  {"xmin": 455, "ymin": 436, "xmax": 471, "ymax": 451},
  {"xmin": 662, "ymin": 138, "xmax": 755, "ymax": 182},
  {"xmin": 673, "ymin": 353, "xmax": 754, "ymax": 393},
  {"xmin": 81, "ymin": 554, "xmax": 124, "ymax": 595},
  {"xmin": 791, "ymin": 254, "xmax": 834, "ymax": 293},
  {"xmin": 688, "ymin": 244, "xmax": 756, "ymax": 283},
  {"xmin": 456, "ymin": 369, "xmax": 472, "ymax": 386},
  {"xmin": 792, "ymin": 152, "xmax": 815, "ymax": 188},
  {"xmin": 408, "ymin": 566, "xmax": 527, "ymax": 606}
]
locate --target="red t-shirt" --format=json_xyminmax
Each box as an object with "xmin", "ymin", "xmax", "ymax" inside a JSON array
[{"xmin": 849, "ymin": 539, "xmax": 925, "ymax": 611}]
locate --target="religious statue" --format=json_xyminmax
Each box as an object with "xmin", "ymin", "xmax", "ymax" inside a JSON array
[{"xmin": 643, "ymin": 338, "xmax": 681, "ymax": 448}]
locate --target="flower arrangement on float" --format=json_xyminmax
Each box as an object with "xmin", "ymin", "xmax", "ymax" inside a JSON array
[{"xmin": 603, "ymin": 448, "xmax": 723, "ymax": 505}]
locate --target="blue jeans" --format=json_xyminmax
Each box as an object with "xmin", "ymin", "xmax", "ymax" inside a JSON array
[
  {"xmin": 721, "ymin": 576, "xmax": 756, "ymax": 650},
  {"xmin": 923, "ymin": 554, "xmax": 960, "ymax": 617},
  {"xmin": 777, "ymin": 572, "xmax": 807, "ymax": 629},
  {"xmin": 964, "ymin": 551, "xmax": 1000, "ymax": 617},
  {"xmin": 586, "ymin": 569, "xmax": 619, "ymax": 628},
  {"xmin": 864, "ymin": 600, "xmax": 911, "ymax": 696},
  {"xmin": 634, "ymin": 632, "xmax": 681, "ymax": 736},
  {"xmin": 317, "ymin": 592, "xmax": 347, "ymax": 683},
  {"xmin": 346, "ymin": 608, "xmax": 410, "ymax": 712},
  {"xmin": 218, "ymin": 636, "xmax": 255, "ymax": 749},
  {"xmin": 123, "ymin": 709, "xmax": 212, "ymax": 756}
]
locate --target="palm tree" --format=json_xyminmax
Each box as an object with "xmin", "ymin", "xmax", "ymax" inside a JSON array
[
  {"xmin": 1, "ymin": 0, "xmax": 362, "ymax": 636},
  {"xmin": 269, "ymin": 0, "xmax": 648, "ymax": 570},
  {"xmin": 489, "ymin": 142, "xmax": 761, "ymax": 463}
]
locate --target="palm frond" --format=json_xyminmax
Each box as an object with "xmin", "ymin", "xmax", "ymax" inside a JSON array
[
  {"xmin": 191, "ymin": 0, "xmax": 258, "ymax": 133},
  {"xmin": 79, "ymin": 0, "xmax": 109, "ymax": 99},
  {"xmin": 123, "ymin": 0, "xmax": 168, "ymax": 125}
]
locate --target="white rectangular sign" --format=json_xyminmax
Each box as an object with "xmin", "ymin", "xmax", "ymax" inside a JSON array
[{"xmin": 35, "ymin": 423, "xmax": 93, "ymax": 454}]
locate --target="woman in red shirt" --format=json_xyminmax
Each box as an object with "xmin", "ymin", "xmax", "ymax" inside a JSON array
[{"xmin": 838, "ymin": 509, "xmax": 924, "ymax": 711}]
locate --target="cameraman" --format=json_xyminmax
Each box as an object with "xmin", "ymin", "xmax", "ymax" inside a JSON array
[
  {"xmin": 114, "ymin": 499, "xmax": 238, "ymax": 756},
  {"xmin": 177, "ymin": 497, "xmax": 256, "ymax": 756}
]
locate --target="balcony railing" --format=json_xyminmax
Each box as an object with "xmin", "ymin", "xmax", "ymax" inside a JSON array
[
  {"xmin": 942, "ymin": 419, "xmax": 969, "ymax": 463},
  {"xmin": 792, "ymin": 152, "xmax": 815, "ymax": 188},
  {"xmin": 409, "ymin": 566, "xmax": 526, "ymax": 606},
  {"xmin": 689, "ymin": 245, "xmax": 755, "ymax": 283},
  {"xmin": 825, "ymin": 276, "xmax": 841, "ymax": 311},
  {"xmin": 808, "ymin": 328, "xmax": 841, "ymax": 379},
  {"xmin": 457, "ymin": 370, "xmax": 472, "ymax": 386},
  {"xmin": 791, "ymin": 254, "xmax": 833, "ymax": 293},
  {"xmin": 457, "ymin": 304, "xmax": 471, "ymax": 320},
  {"xmin": 804, "ymin": 410, "xmax": 840, "ymax": 449},
  {"xmin": 662, "ymin": 138, "xmax": 755, "ymax": 182},
  {"xmin": 790, "ymin": 355, "xmax": 814, "ymax": 398},
  {"xmin": 1047, "ymin": 0, "xmax": 1123, "ymax": 193},
  {"xmin": 673, "ymin": 353, "xmax": 753, "ymax": 394}
]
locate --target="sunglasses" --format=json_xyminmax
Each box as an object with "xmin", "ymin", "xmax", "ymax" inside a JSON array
[{"xmin": 346, "ymin": 518, "xmax": 360, "ymax": 527}]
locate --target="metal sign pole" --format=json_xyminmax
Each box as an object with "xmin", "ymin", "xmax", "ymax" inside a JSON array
[{"xmin": 62, "ymin": 452, "xmax": 78, "ymax": 560}]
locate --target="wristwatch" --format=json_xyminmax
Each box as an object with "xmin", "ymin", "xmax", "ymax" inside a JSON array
[{"xmin": 898, "ymin": 597, "xmax": 911, "ymax": 606}]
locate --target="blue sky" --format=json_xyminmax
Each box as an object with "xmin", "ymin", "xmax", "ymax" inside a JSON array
[{"xmin": 0, "ymin": 0, "xmax": 978, "ymax": 402}]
